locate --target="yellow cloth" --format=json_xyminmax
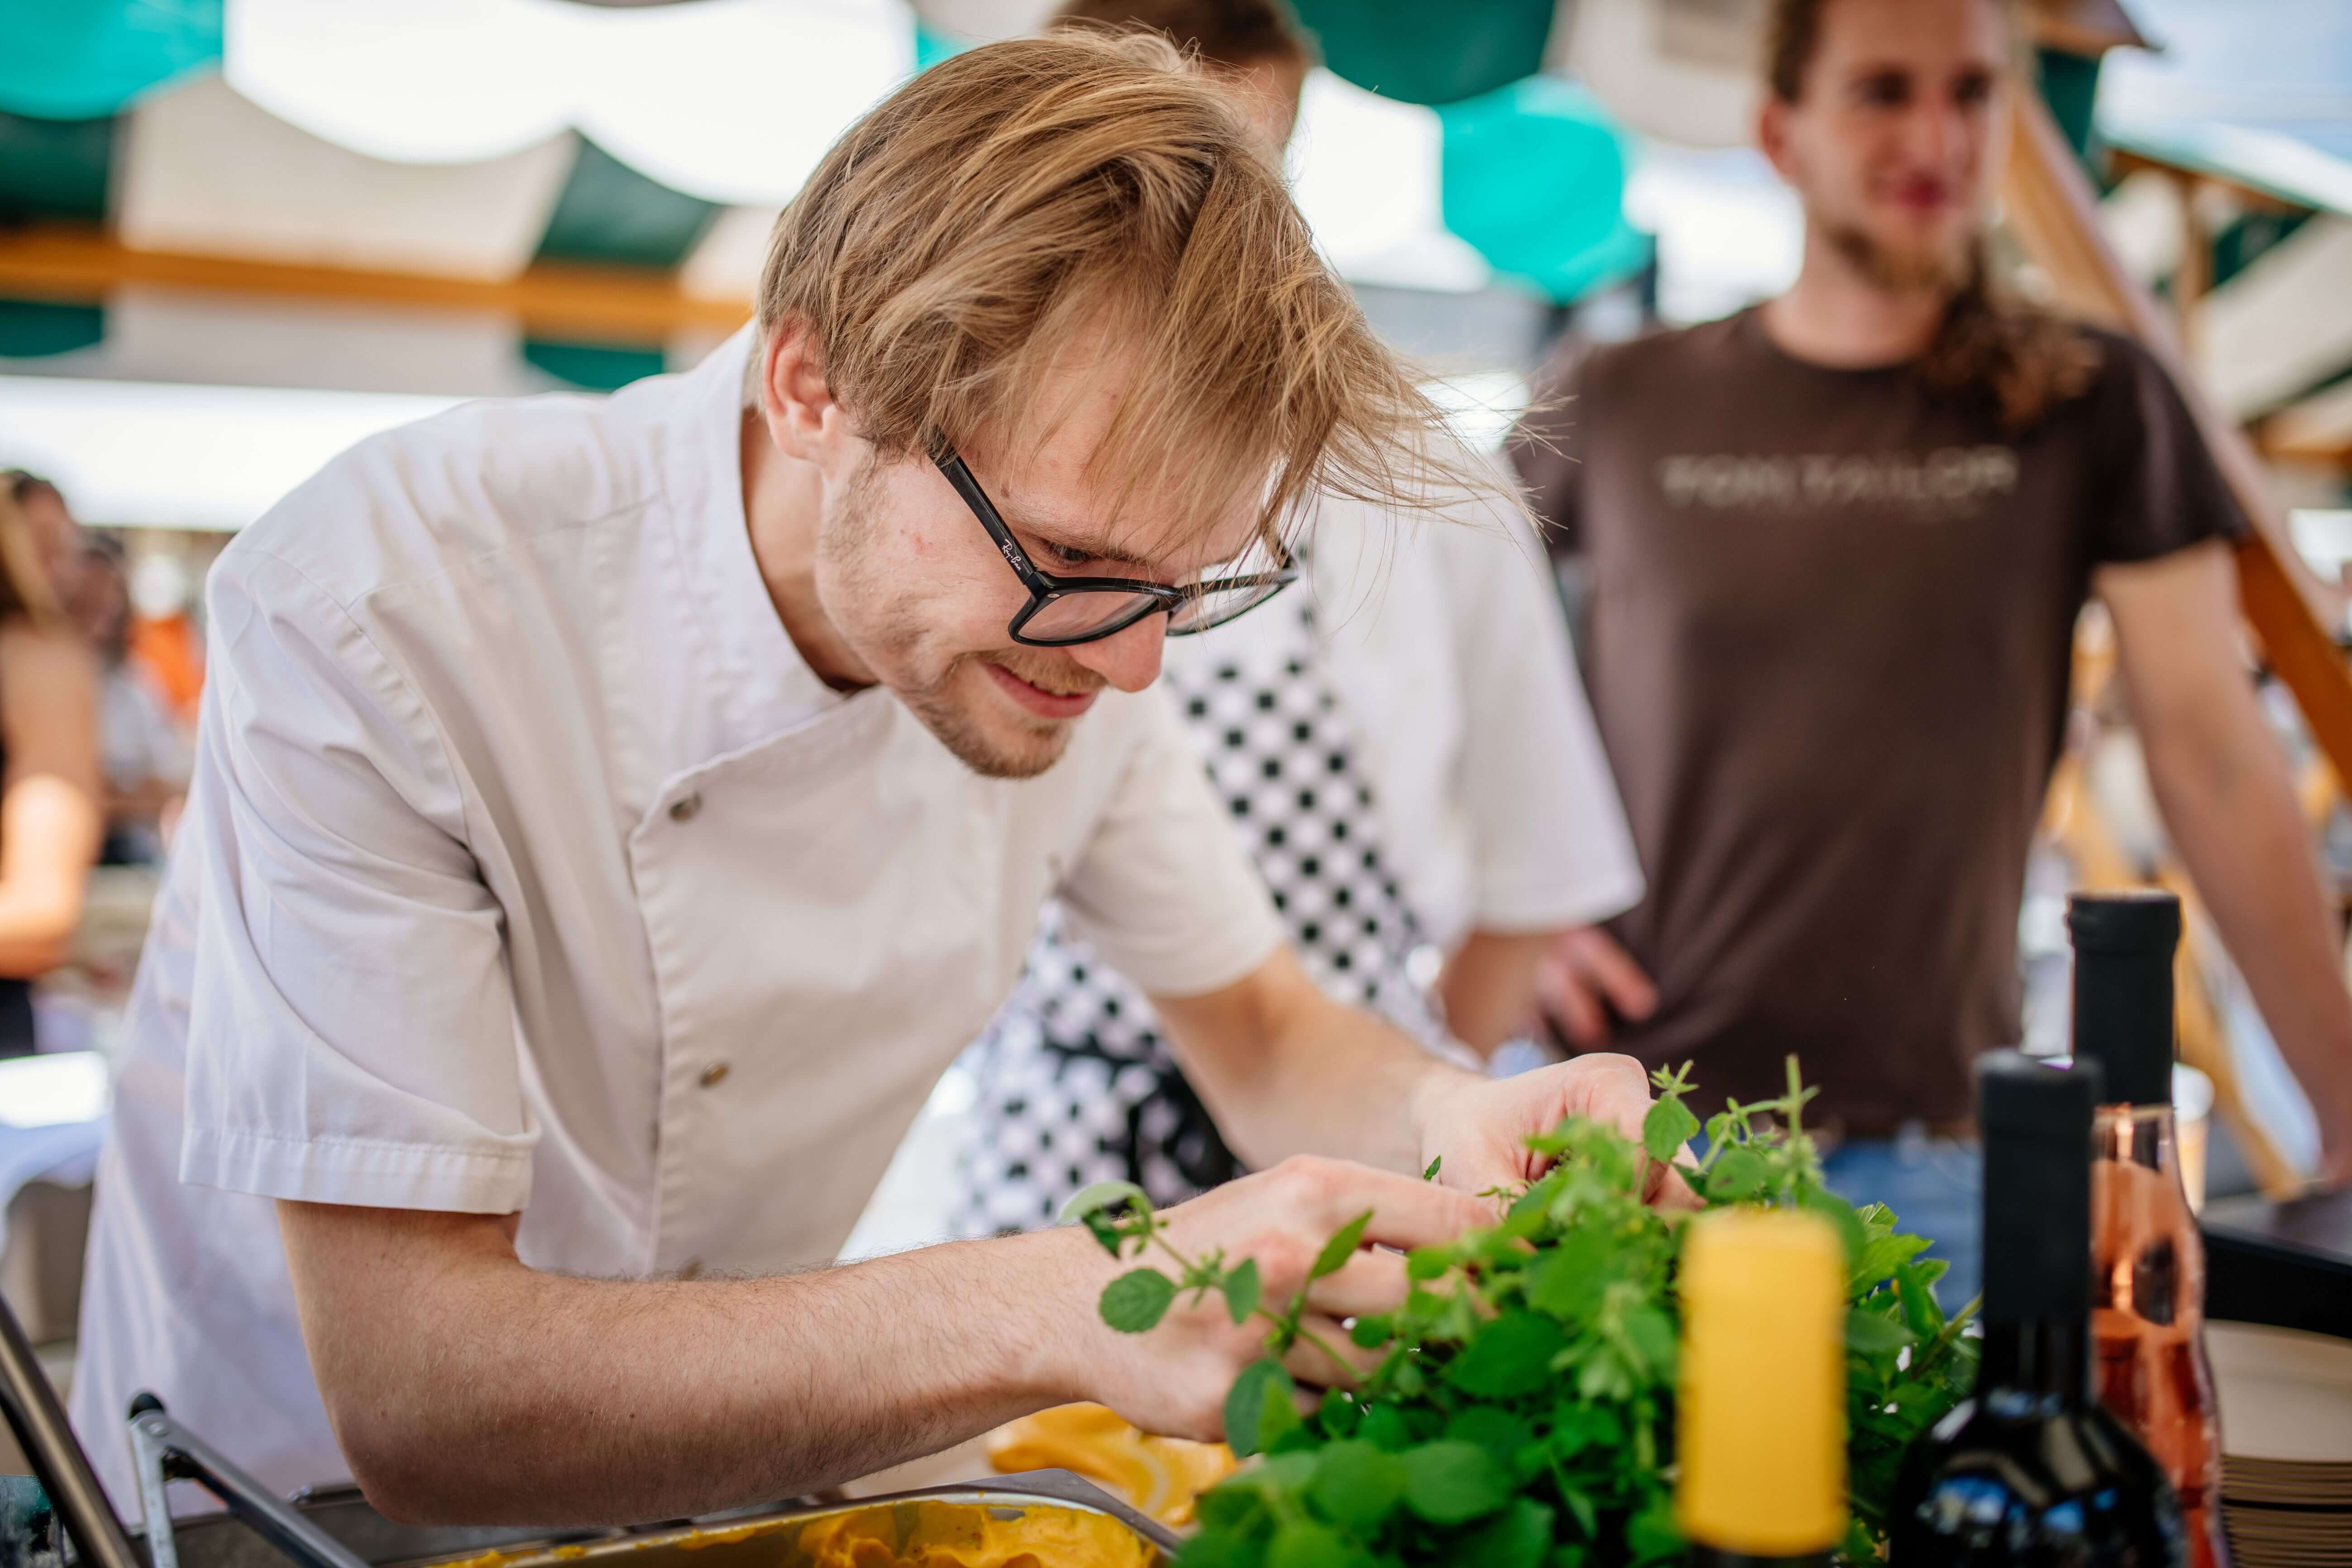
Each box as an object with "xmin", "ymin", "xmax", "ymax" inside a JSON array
[{"xmin": 988, "ymin": 1404, "xmax": 1237, "ymax": 1528}]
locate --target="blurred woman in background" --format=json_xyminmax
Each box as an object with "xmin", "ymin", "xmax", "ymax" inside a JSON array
[
  {"xmin": 69, "ymin": 536, "xmax": 192, "ymax": 864},
  {"xmin": 0, "ymin": 473, "xmax": 102, "ymax": 1056}
]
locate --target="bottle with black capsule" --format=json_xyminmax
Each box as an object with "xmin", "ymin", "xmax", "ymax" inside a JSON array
[
  {"xmin": 2068, "ymin": 892, "xmax": 2229, "ymax": 1568},
  {"xmin": 1891, "ymin": 1050, "xmax": 2186, "ymax": 1566}
]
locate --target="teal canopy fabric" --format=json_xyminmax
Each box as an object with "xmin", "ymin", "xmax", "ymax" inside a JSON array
[
  {"xmin": 1288, "ymin": 0, "xmax": 1554, "ymax": 107},
  {"xmin": 1439, "ymin": 77, "xmax": 1648, "ymax": 303},
  {"xmin": 0, "ymin": 0, "xmax": 220, "ymax": 120}
]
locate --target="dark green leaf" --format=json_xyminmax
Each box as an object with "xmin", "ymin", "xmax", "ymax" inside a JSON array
[
  {"xmin": 1845, "ymin": 1306, "xmax": 1913, "ymax": 1354},
  {"xmin": 1893, "ymin": 1262, "xmax": 1941, "ymax": 1337},
  {"xmin": 1405, "ymin": 1247, "xmax": 1449, "ymax": 1281},
  {"xmin": 1445, "ymin": 1310, "xmax": 1569, "ymax": 1399},
  {"xmin": 1523, "ymin": 1225, "xmax": 1616, "ymax": 1321},
  {"xmin": 1306, "ymin": 1440, "xmax": 1407, "ymax": 1530},
  {"xmin": 1263, "ymin": 1522, "xmax": 1351, "ymax": 1568},
  {"xmin": 1173, "ymin": 1528, "xmax": 1266, "ymax": 1568},
  {"xmin": 1798, "ymin": 1186, "xmax": 1869, "ymax": 1271},
  {"xmin": 1703, "ymin": 1146, "xmax": 1768, "ymax": 1202},
  {"xmin": 1423, "ymin": 1155, "xmax": 1443, "ymax": 1181},
  {"xmin": 1100, "ymin": 1268, "xmax": 1178, "ymax": 1333},
  {"xmin": 1348, "ymin": 1313, "xmax": 1391, "ymax": 1349},
  {"xmin": 1401, "ymin": 1440, "xmax": 1510, "ymax": 1524},
  {"xmin": 1621, "ymin": 1304, "xmax": 1677, "ymax": 1379},
  {"xmin": 1625, "ymin": 1493, "xmax": 1685, "ymax": 1564},
  {"xmin": 1223, "ymin": 1257, "xmax": 1263, "ymax": 1324},
  {"xmin": 1232, "ymin": 1363, "xmax": 1307, "ymax": 1457},
  {"xmin": 1310, "ymin": 1210, "xmax": 1374, "ymax": 1282},
  {"xmin": 1357, "ymin": 1403, "xmax": 1412, "ymax": 1452},
  {"xmin": 1642, "ymin": 1096, "xmax": 1701, "ymax": 1162},
  {"xmin": 1444, "ymin": 1405, "xmax": 1534, "ymax": 1466},
  {"xmin": 1459, "ymin": 1499, "xmax": 1554, "ymax": 1568}
]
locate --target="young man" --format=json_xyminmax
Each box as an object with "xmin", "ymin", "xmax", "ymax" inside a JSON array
[
  {"xmin": 1512, "ymin": 0, "xmax": 2352, "ymax": 1301},
  {"xmin": 73, "ymin": 33, "xmax": 1673, "ymax": 1525},
  {"xmin": 956, "ymin": 0, "xmax": 1644, "ymax": 1234}
]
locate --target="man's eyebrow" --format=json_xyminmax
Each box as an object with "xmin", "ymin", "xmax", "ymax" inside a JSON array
[{"xmin": 1005, "ymin": 507, "xmax": 1159, "ymax": 568}]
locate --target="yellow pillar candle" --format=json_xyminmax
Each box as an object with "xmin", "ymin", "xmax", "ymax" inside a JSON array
[{"xmin": 1676, "ymin": 1208, "xmax": 1848, "ymax": 1556}]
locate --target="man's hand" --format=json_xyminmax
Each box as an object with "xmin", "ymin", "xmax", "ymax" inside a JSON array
[
  {"xmin": 1535, "ymin": 927, "xmax": 1657, "ymax": 1048},
  {"xmin": 1410, "ymin": 1051, "xmax": 1696, "ymax": 1205},
  {"xmin": 1066, "ymin": 1159, "xmax": 1493, "ymax": 1443}
]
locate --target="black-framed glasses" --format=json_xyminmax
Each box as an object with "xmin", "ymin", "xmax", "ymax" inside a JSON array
[{"xmin": 933, "ymin": 446, "xmax": 1297, "ymax": 647}]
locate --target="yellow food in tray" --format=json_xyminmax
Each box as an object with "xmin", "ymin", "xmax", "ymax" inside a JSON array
[
  {"xmin": 986, "ymin": 1404, "xmax": 1237, "ymax": 1528},
  {"xmin": 795, "ymin": 1498, "xmax": 1152, "ymax": 1568}
]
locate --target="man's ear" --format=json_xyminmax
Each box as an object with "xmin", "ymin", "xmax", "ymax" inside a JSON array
[
  {"xmin": 1756, "ymin": 96, "xmax": 1795, "ymax": 182},
  {"xmin": 758, "ymin": 320, "xmax": 840, "ymax": 464}
]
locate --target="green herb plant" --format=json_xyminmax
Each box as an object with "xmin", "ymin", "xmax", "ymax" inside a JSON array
[{"xmin": 1064, "ymin": 1059, "xmax": 1979, "ymax": 1567}]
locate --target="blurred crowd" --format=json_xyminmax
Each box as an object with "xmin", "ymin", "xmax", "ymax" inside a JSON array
[{"xmin": 0, "ymin": 470, "xmax": 198, "ymax": 1058}]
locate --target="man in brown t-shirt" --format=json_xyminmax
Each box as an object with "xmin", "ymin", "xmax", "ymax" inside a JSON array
[{"xmin": 1511, "ymin": 0, "xmax": 2352, "ymax": 1294}]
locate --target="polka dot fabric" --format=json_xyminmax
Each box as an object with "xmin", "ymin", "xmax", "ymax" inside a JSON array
[{"xmin": 956, "ymin": 593, "xmax": 1444, "ymax": 1236}]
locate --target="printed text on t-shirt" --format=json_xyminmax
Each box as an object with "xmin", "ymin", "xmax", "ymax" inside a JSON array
[{"xmin": 1656, "ymin": 447, "xmax": 2019, "ymax": 513}]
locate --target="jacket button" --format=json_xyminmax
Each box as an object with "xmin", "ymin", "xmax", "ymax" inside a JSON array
[
  {"xmin": 699, "ymin": 1061, "xmax": 730, "ymax": 1088},
  {"xmin": 669, "ymin": 793, "xmax": 703, "ymax": 823}
]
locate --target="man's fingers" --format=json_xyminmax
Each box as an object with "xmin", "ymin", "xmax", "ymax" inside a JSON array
[
  {"xmin": 1584, "ymin": 932, "xmax": 1659, "ymax": 1021},
  {"xmin": 1290, "ymin": 1161, "xmax": 1493, "ymax": 1252},
  {"xmin": 1541, "ymin": 964, "xmax": 1611, "ymax": 1046},
  {"xmin": 1282, "ymin": 1313, "xmax": 1382, "ymax": 1389},
  {"xmin": 1302, "ymin": 1247, "xmax": 1413, "ymax": 1319}
]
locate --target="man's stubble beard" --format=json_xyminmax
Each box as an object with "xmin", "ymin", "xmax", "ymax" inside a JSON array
[
  {"xmin": 1823, "ymin": 217, "xmax": 1976, "ymax": 298},
  {"xmin": 817, "ymin": 459, "xmax": 1099, "ymax": 782}
]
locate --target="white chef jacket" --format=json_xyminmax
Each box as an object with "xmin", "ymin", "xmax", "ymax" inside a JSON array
[
  {"xmin": 69, "ymin": 327, "xmax": 1282, "ymax": 1509},
  {"xmin": 1168, "ymin": 468, "xmax": 1642, "ymax": 953}
]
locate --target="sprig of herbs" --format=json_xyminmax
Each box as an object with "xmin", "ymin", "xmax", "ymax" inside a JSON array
[{"xmin": 1065, "ymin": 1059, "xmax": 1979, "ymax": 1568}]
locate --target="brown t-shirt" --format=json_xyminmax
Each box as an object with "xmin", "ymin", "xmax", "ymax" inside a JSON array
[{"xmin": 1510, "ymin": 309, "xmax": 2244, "ymax": 1133}]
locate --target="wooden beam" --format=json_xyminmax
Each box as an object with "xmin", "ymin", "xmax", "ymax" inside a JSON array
[
  {"xmin": 2002, "ymin": 92, "xmax": 2352, "ymax": 778},
  {"xmin": 0, "ymin": 224, "xmax": 751, "ymax": 343}
]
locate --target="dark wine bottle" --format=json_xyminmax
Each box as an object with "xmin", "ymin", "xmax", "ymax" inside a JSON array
[
  {"xmin": 1890, "ymin": 1051, "xmax": 2187, "ymax": 1566},
  {"xmin": 2069, "ymin": 892, "xmax": 2231, "ymax": 1568}
]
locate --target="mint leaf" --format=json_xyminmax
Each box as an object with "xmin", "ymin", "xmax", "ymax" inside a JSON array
[
  {"xmin": 1224, "ymin": 1357, "xmax": 1297, "ymax": 1458},
  {"xmin": 1459, "ymin": 1498, "xmax": 1554, "ymax": 1568},
  {"xmin": 1445, "ymin": 1310, "xmax": 1570, "ymax": 1399},
  {"xmin": 1348, "ymin": 1313, "xmax": 1391, "ymax": 1349},
  {"xmin": 1310, "ymin": 1210, "xmax": 1373, "ymax": 1282},
  {"xmin": 1846, "ymin": 1305, "xmax": 1913, "ymax": 1354},
  {"xmin": 1893, "ymin": 1261, "xmax": 1942, "ymax": 1337},
  {"xmin": 1642, "ymin": 1096, "xmax": 1701, "ymax": 1162},
  {"xmin": 1223, "ymin": 1257, "xmax": 1263, "ymax": 1325},
  {"xmin": 1703, "ymin": 1146, "xmax": 1767, "ymax": 1201},
  {"xmin": 1100, "ymin": 1267, "xmax": 1177, "ymax": 1333},
  {"xmin": 1306, "ymin": 1440, "xmax": 1406, "ymax": 1531},
  {"xmin": 1060, "ymin": 1179, "xmax": 1150, "ymax": 1226},
  {"xmin": 1401, "ymin": 1440, "xmax": 1509, "ymax": 1524},
  {"xmin": 1423, "ymin": 1155, "xmax": 1442, "ymax": 1181},
  {"xmin": 1264, "ymin": 1521, "xmax": 1350, "ymax": 1568}
]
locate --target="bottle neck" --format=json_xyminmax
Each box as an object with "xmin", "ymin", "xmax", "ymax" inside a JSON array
[
  {"xmin": 1976, "ymin": 1316, "xmax": 2094, "ymax": 1410},
  {"xmin": 2093, "ymin": 1101, "xmax": 2180, "ymax": 1176}
]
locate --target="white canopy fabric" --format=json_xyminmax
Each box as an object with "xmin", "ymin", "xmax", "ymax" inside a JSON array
[{"xmin": 225, "ymin": 0, "xmax": 915, "ymax": 206}]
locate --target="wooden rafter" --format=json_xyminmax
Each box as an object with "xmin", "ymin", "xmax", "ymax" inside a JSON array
[
  {"xmin": 0, "ymin": 223, "xmax": 751, "ymax": 344},
  {"xmin": 2002, "ymin": 91, "xmax": 2352, "ymax": 782}
]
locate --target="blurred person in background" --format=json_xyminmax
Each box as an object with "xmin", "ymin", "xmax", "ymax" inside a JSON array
[
  {"xmin": 1510, "ymin": 0, "xmax": 2352, "ymax": 1303},
  {"xmin": 0, "ymin": 473, "xmax": 103, "ymax": 1056},
  {"xmin": 955, "ymin": 0, "xmax": 1644, "ymax": 1235},
  {"xmin": 68, "ymin": 535, "xmax": 192, "ymax": 864}
]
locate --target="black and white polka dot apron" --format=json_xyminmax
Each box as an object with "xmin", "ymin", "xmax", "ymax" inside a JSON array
[{"xmin": 954, "ymin": 588, "xmax": 1447, "ymax": 1236}]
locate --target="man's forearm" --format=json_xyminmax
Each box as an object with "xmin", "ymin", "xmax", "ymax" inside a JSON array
[
  {"xmin": 2145, "ymin": 718, "xmax": 2352, "ymax": 1170},
  {"xmin": 1153, "ymin": 950, "xmax": 1477, "ymax": 1176},
  {"xmin": 278, "ymin": 1203, "xmax": 1095, "ymax": 1526}
]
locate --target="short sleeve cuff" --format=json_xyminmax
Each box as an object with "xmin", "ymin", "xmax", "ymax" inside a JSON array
[
  {"xmin": 182, "ymin": 1123, "xmax": 533, "ymax": 1214},
  {"xmin": 1473, "ymin": 862, "xmax": 1646, "ymax": 936},
  {"xmin": 1079, "ymin": 899, "xmax": 1285, "ymax": 1002}
]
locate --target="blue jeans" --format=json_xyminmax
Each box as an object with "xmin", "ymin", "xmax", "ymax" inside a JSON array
[{"xmin": 1821, "ymin": 1131, "xmax": 1984, "ymax": 1314}]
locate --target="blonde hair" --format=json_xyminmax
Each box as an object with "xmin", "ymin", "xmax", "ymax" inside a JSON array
[{"xmin": 756, "ymin": 30, "xmax": 1477, "ymax": 542}]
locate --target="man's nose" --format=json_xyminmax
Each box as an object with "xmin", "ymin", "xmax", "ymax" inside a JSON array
[{"xmin": 1067, "ymin": 612, "xmax": 1167, "ymax": 693}]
